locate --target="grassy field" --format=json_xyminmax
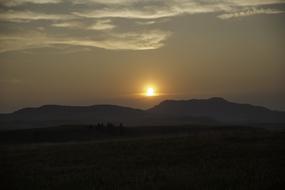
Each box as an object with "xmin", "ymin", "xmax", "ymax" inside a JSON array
[{"xmin": 0, "ymin": 126, "xmax": 284, "ymax": 190}]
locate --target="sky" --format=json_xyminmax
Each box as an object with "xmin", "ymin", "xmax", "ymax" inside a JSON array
[{"xmin": 0, "ymin": 0, "xmax": 285, "ymax": 113}]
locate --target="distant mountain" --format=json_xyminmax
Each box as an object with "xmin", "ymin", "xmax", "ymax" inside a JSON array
[
  {"xmin": 148, "ymin": 97, "xmax": 285, "ymax": 124},
  {"xmin": 0, "ymin": 105, "xmax": 144, "ymax": 130},
  {"xmin": 0, "ymin": 104, "xmax": 215, "ymax": 130},
  {"xmin": 0, "ymin": 98, "xmax": 284, "ymax": 130}
]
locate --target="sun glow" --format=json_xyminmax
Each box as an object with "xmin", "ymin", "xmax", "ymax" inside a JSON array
[{"xmin": 145, "ymin": 87, "xmax": 156, "ymax": 97}]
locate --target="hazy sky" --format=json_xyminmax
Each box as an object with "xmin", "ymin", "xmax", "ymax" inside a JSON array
[{"xmin": 0, "ymin": 0, "xmax": 285, "ymax": 113}]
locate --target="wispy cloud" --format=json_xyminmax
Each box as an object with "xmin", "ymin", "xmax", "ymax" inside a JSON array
[
  {"xmin": 0, "ymin": 0, "xmax": 284, "ymax": 53},
  {"xmin": 87, "ymin": 19, "xmax": 116, "ymax": 30},
  {"xmin": 230, "ymin": 0, "xmax": 285, "ymax": 6},
  {"xmin": 51, "ymin": 21, "xmax": 81, "ymax": 28},
  {"xmin": 0, "ymin": 10, "xmax": 74, "ymax": 23},
  {"xmin": 52, "ymin": 19, "xmax": 116, "ymax": 31},
  {"xmin": 72, "ymin": 0, "xmax": 285, "ymax": 20},
  {"xmin": 72, "ymin": 2, "xmax": 229, "ymax": 19},
  {"xmin": 218, "ymin": 7, "xmax": 284, "ymax": 19},
  {"xmin": 0, "ymin": 0, "xmax": 62, "ymax": 7},
  {"xmin": 136, "ymin": 20, "xmax": 157, "ymax": 25},
  {"xmin": 1, "ymin": 1, "xmax": 284, "ymax": 21},
  {"xmin": 87, "ymin": 20, "xmax": 116, "ymax": 30},
  {"xmin": 0, "ymin": 32, "xmax": 52, "ymax": 53},
  {"xmin": 72, "ymin": 0, "xmax": 134, "ymax": 5},
  {"xmin": 55, "ymin": 31, "xmax": 170, "ymax": 50},
  {"xmin": 73, "ymin": 0, "xmax": 285, "ymax": 6},
  {"xmin": 0, "ymin": 30, "xmax": 171, "ymax": 53}
]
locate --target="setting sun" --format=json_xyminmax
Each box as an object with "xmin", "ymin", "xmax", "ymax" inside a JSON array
[
  {"xmin": 145, "ymin": 87, "xmax": 156, "ymax": 97},
  {"xmin": 146, "ymin": 87, "xmax": 155, "ymax": 96}
]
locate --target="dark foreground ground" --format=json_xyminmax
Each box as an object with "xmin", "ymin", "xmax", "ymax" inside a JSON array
[{"xmin": 0, "ymin": 125, "xmax": 284, "ymax": 190}]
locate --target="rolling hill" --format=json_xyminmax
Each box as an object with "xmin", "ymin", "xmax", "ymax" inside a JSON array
[
  {"xmin": 148, "ymin": 97, "xmax": 285, "ymax": 124},
  {"xmin": 0, "ymin": 98, "xmax": 284, "ymax": 130}
]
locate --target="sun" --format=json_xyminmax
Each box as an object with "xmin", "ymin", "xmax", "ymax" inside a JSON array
[
  {"xmin": 145, "ymin": 87, "xmax": 156, "ymax": 97},
  {"xmin": 141, "ymin": 83, "xmax": 159, "ymax": 97}
]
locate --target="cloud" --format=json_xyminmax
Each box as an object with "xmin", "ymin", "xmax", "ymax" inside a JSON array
[
  {"xmin": 72, "ymin": 2, "xmax": 228, "ymax": 19},
  {"xmin": 136, "ymin": 20, "xmax": 157, "ymax": 25},
  {"xmin": 230, "ymin": 0, "xmax": 285, "ymax": 6},
  {"xmin": 73, "ymin": 0, "xmax": 285, "ymax": 6},
  {"xmin": 0, "ymin": 10, "xmax": 74, "ymax": 23},
  {"xmin": 0, "ymin": 30, "xmax": 171, "ymax": 53},
  {"xmin": 0, "ymin": 0, "xmax": 284, "ymax": 53},
  {"xmin": 0, "ymin": 0, "xmax": 62, "ymax": 7},
  {"xmin": 218, "ymin": 7, "xmax": 284, "ymax": 19},
  {"xmin": 51, "ymin": 19, "xmax": 116, "ymax": 31},
  {"xmin": 87, "ymin": 19, "xmax": 116, "ymax": 30},
  {"xmin": 72, "ymin": 0, "xmax": 285, "ymax": 20},
  {"xmin": 51, "ymin": 21, "xmax": 81, "ymax": 28},
  {"xmin": 0, "ymin": 32, "xmax": 52, "ymax": 53},
  {"xmin": 1, "ymin": 1, "xmax": 284, "ymax": 22},
  {"xmin": 72, "ymin": 0, "xmax": 135, "ymax": 5}
]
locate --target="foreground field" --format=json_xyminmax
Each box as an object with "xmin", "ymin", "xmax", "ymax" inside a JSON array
[{"xmin": 0, "ymin": 126, "xmax": 284, "ymax": 190}]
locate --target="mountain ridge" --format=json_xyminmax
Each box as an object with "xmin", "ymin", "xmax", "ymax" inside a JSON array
[
  {"xmin": 14, "ymin": 104, "xmax": 144, "ymax": 115},
  {"xmin": 148, "ymin": 97, "xmax": 284, "ymax": 123},
  {"xmin": 1, "ymin": 97, "xmax": 284, "ymax": 130}
]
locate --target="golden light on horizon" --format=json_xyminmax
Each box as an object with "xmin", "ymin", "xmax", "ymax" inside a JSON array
[
  {"xmin": 146, "ymin": 87, "xmax": 155, "ymax": 97},
  {"xmin": 143, "ymin": 85, "xmax": 158, "ymax": 97}
]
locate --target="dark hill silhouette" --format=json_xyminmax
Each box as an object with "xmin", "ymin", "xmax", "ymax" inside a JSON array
[
  {"xmin": 0, "ymin": 105, "xmax": 146, "ymax": 130},
  {"xmin": 0, "ymin": 104, "xmax": 215, "ymax": 130},
  {"xmin": 148, "ymin": 97, "xmax": 285, "ymax": 124},
  {"xmin": 14, "ymin": 104, "xmax": 144, "ymax": 117},
  {"xmin": 0, "ymin": 98, "xmax": 284, "ymax": 130}
]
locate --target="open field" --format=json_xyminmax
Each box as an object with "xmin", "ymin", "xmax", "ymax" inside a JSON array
[{"xmin": 0, "ymin": 126, "xmax": 285, "ymax": 190}]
